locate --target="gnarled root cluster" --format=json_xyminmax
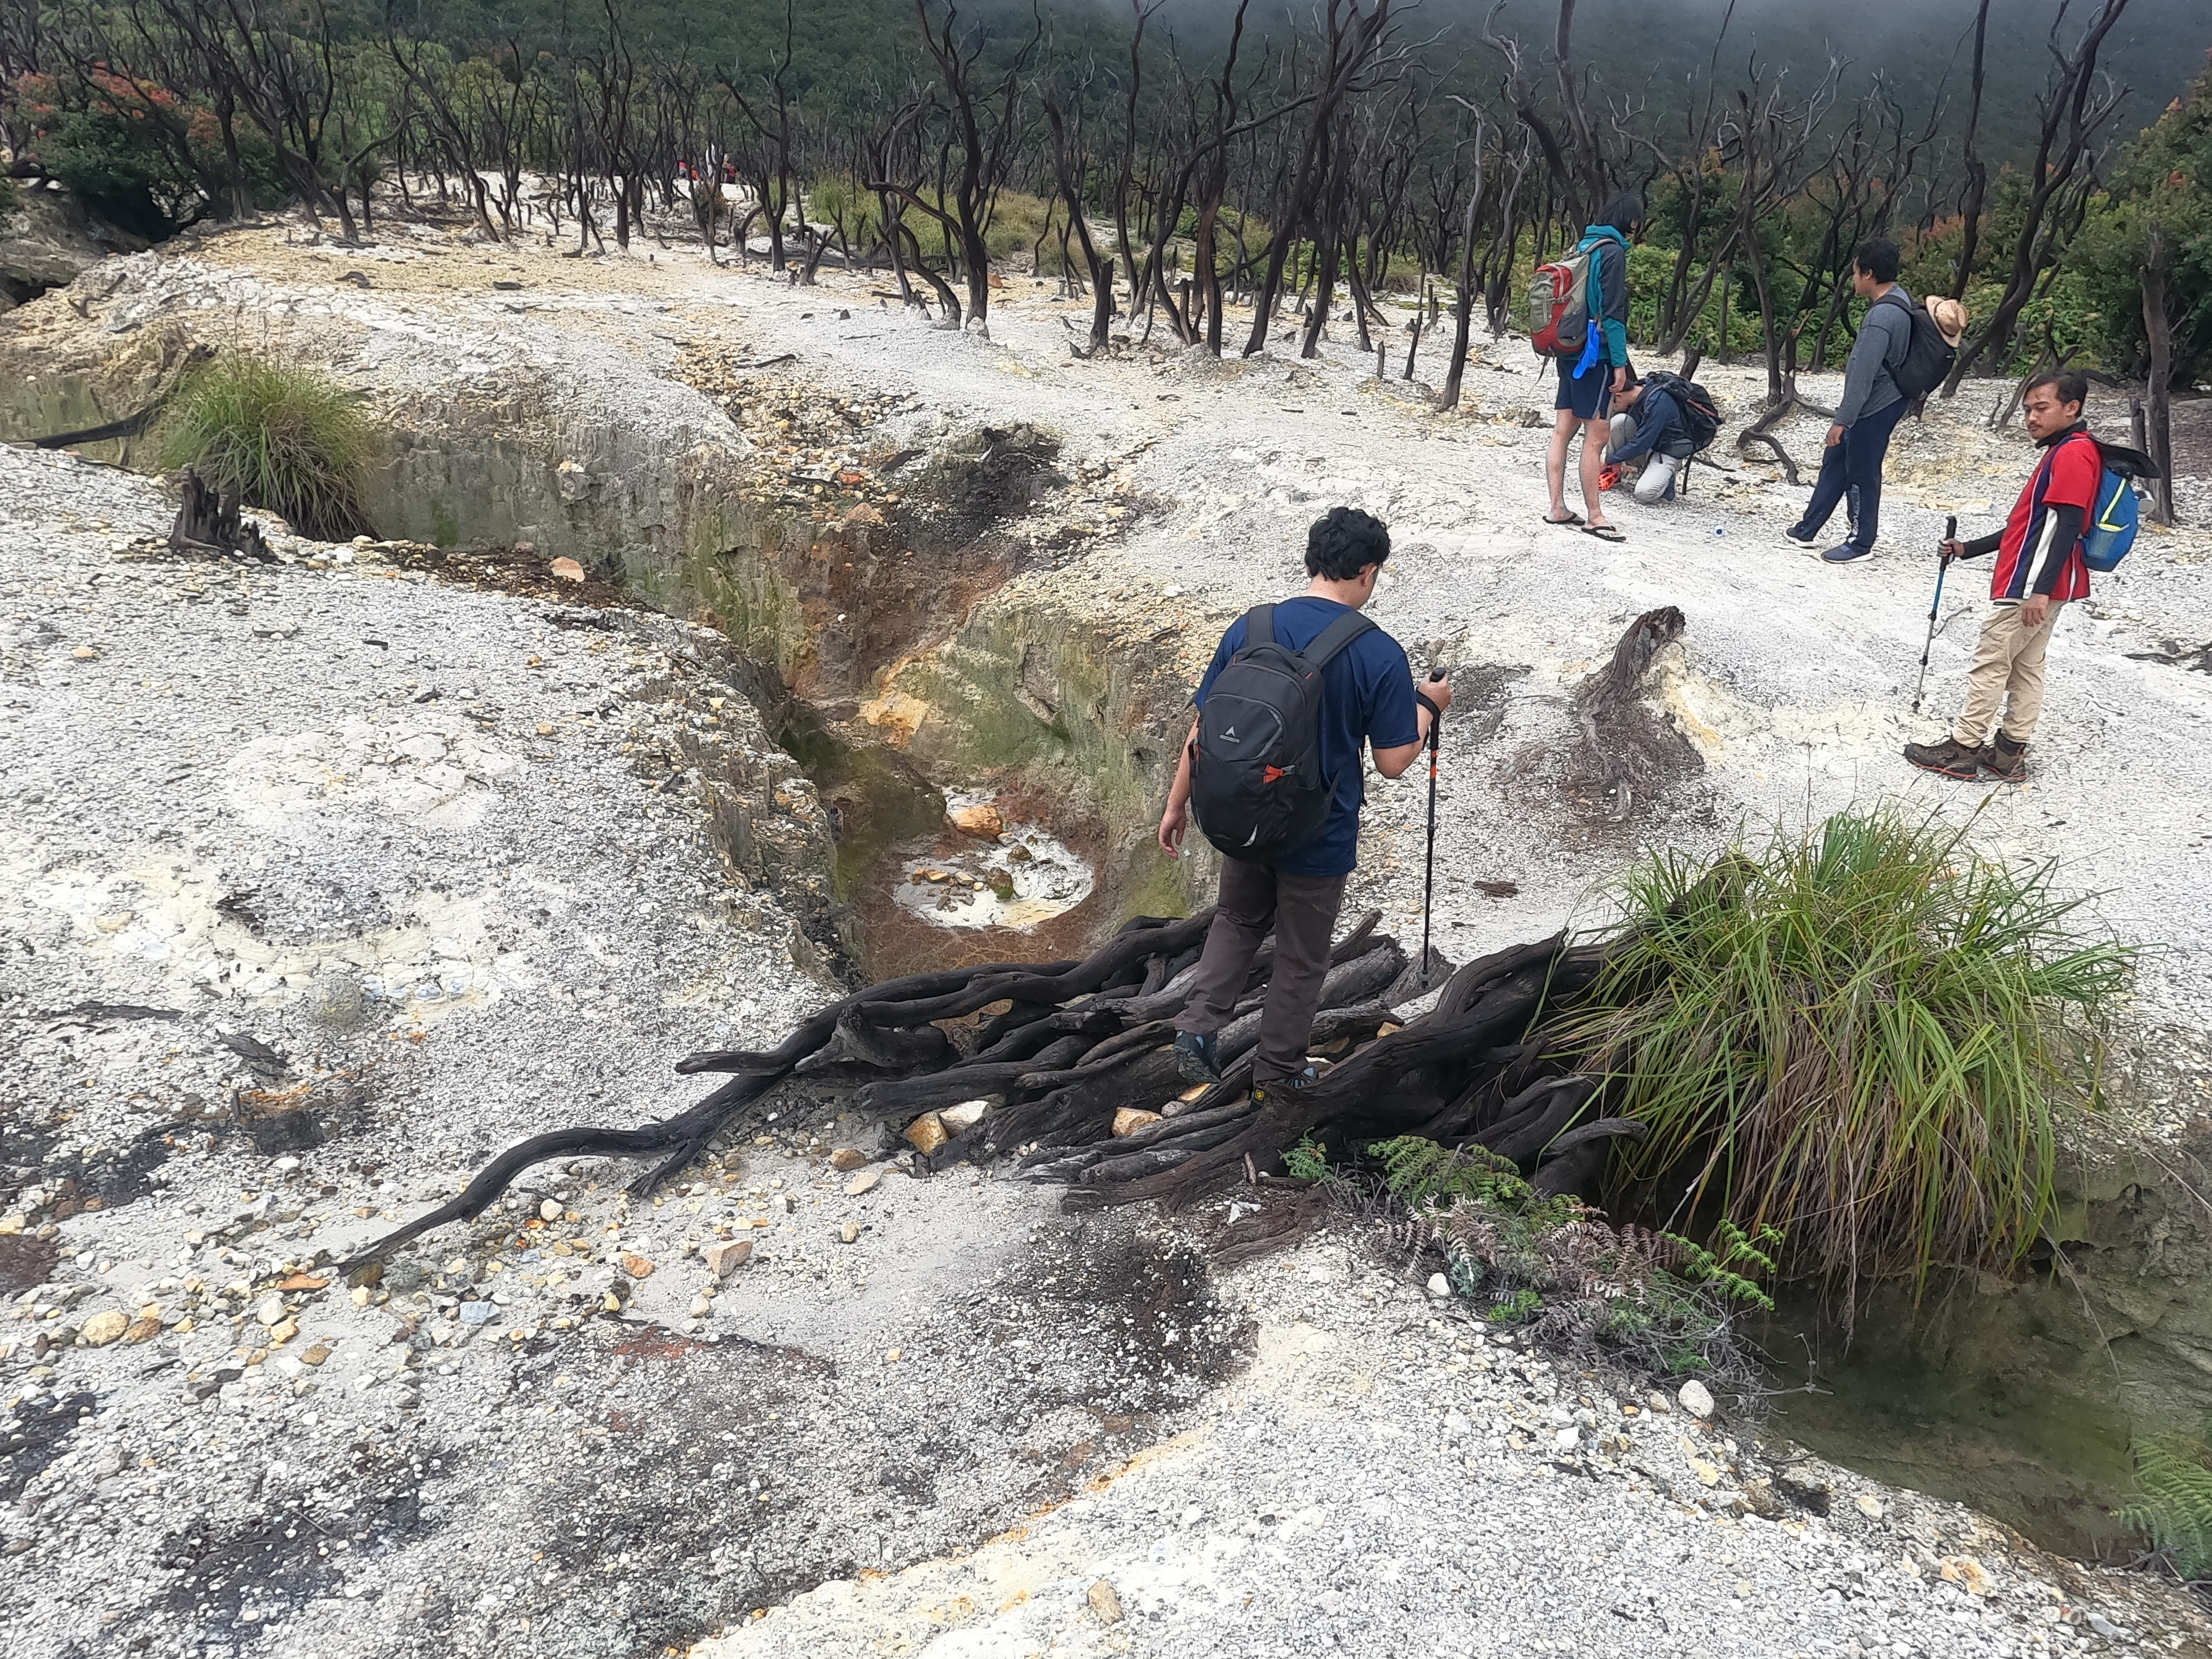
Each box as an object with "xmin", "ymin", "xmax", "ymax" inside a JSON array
[{"xmin": 341, "ymin": 907, "xmax": 1645, "ymax": 1270}]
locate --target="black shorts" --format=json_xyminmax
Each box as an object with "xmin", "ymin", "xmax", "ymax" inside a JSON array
[{"xmin": 1554, "ymin": 358, "xmax": 1611, "ymax": 420}]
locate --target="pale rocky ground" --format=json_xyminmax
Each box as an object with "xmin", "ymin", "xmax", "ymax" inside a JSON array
[{"xmin": 2, "ymin": 213, "xmax": 2210, "ymax": 1659}]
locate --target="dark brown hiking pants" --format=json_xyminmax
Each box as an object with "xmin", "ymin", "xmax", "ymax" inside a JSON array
[{"xmin": 1173, "ymin": 855, "xmax": 1347, "ymax": 1084}]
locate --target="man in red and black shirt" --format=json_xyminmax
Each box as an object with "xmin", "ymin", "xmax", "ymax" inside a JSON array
[{"xmin": 1905, "ymin": 370, "xmax": 2099, "ymax": 784}]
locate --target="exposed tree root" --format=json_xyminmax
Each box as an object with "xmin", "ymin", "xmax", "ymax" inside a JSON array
[{"xmin": 342, "ymin": 613, "xmax": 1710, "ymax": 1271}]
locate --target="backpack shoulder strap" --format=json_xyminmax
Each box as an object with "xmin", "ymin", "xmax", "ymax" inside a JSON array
[
  {"xmin": 1300, "ymin": 609, "xmax": 1379, "ymax": 671},
  {"xmin": 1874, "ymin": 289, "xmax": 1916, "ymax": 363},
  {"xmin": 1243, "ymin": 603, "xmax": 1276, "ymax": 649}
]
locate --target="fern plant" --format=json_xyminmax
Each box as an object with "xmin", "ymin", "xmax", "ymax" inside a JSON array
[
  {"xmin": 1371, "ymin": 1135, "xmax": 1578, "ymax": 1230},
  {"xmin": 1658, "ymin": 1220, "xmax": 1785, "ymax": 1312},
  {"xmin": 1282, "ymin": 1135, "xmax": 1332, "ymax": 1182},
  {"xmin": 2123, "ymin": 1422, "xmax": 2212, "ymax": 1579}
]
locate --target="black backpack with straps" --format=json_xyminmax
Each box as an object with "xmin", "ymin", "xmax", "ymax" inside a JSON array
[
  {"xmin": 1190, "ymin": 603, "xmax": 1375, "ymax": 865},
  {"xmin": 1640, "ymin": 369, "xmax": 1721, "ymax": 455},
  {"xmin": 1876, "ymin": 288, "xmax": 1956, "ymax": 402}
]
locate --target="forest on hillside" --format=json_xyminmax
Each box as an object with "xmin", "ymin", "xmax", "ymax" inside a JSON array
[{"xmin": 1, "ymin": 0, "xmax": 2207, "ymax": 514}]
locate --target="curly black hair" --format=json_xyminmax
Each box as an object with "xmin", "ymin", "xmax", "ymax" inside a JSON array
[
  {"xmin": 1853, "ymin": 237, "xmax": 1901, "ymax": 284},
  {"xmin": 1305, "ymin": 505, "xmax": 1391, "ymax": 581}
]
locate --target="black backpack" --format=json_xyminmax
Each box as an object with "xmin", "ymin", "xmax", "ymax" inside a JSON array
[
  {"xmin": 1877, "ymin": 289, "xmax": 1956, "ymax": 401},
  {"xmin": 1641, "ymin": 369, "xmax": 1721, "ymax": 454},
  {"xmin": 1190, "ymin": 603, "xmax": 1376, "ymax": 864}
]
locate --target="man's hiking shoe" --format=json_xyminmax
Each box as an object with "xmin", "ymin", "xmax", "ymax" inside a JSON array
[
  {"xmin": 1820, "ymin": 541, "xmax": 1874, "ymax": 564},
  {"xmin": 1251, "ymin": 1065, "xmax": 1320, "ymax": 1108},
  {"xmin": 1904, "ymin": 738, "xmax": 1986, "ymax": 780},
  {"xmin": 1983, "ymin": 733, "xmax": 2030, "ymax": 782},
  {"xmin": 1172, "ymin": 1030, "xmax": 1222, "ymax": 1084},
  {"xmin": 1780, "ymin": 525, "xmax": 1817, "ymax": 550}
]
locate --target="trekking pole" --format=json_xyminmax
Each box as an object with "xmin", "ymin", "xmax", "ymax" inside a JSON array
[
  {"xmin": 1911, "ymin": 514, "xmax": 1958, "ymax": 716},
  {"xmin": 1419, "ymin": 669, "xmax": 1446, "ymax": 989}
]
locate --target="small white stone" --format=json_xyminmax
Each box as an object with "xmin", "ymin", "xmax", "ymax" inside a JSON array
[
  {"xmin": 1426, "ymin": 1272, "xmax": 1450, "ymax": 1297},
  {"xmin": 1677, "ymin": 1379, "xmax": 1715, "ymax": 1419},
  {"xmin": 940, "ymin": 1100, "xmax": 988, "ymax": 1134},
  {"xmin": 1553, "ymin": 1426, "xmax": 1580, "ymax": 1451},
  {"xmin": 254, "ymin": 1294, "xmax": 286, "ymax": 1328},
  {"xmin": 539, "ymin": 1199, "xmax": 563, "ymax": 1222}
]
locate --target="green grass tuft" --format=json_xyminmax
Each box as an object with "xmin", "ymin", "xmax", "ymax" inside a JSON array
[
  {"xmin": 158, "ymin": 351, "xmax": 375, "ymax": 541},
  {"xmin": 1550, "ymin": 808, "xmax": 2133, "ymax": 1301}
]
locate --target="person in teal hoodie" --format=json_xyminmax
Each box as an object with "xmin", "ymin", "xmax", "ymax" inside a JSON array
[{"xmin": 1545, "ymin": 195, "xmax": 1643, "ymax": 544}]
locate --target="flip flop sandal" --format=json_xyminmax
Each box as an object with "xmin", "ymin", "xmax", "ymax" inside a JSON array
[
  {"xmin": 1543, "ymin": 511, "xmax": 1585, "ymax": 527},
  {"xmin": 1582, "ymin": 523, "xmax": 1627, "ymax": 542}
]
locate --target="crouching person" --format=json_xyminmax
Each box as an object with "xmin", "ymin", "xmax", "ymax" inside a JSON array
[
  {"xmin": 1605, "ymin": 372, "xmax": 1698, "ymax": 503},
  {"xmin": 1905, "ymin": 369, "xmax": 2101, "ymax": 784},
  {"xmin": 1156, "ymin": 507, "xmax": 1450, "ymax": 1105}
]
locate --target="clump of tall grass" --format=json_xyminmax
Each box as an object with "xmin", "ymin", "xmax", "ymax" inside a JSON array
[
  {"xmin": 158, "ymin": 351, "xmax": 374, "ymax": 541},
  {"xmin": 1551, "ymin": 809, "xmax": 2133, "ymax": 1302}
]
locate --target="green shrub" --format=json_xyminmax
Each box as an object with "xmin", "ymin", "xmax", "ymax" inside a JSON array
[
  {"xmin": 158, "ymin": 352, "xmax": 375, "ymax": 541},
  {"xmin": 1551, "ymin": 809, "xmax": 2133, "ymax": 1302},
  {"xmin": 2124, "ymin": 1422, "xmax": 2212, "ymax": 1579},
  {"xmin": 1373, "ymin": 1133, "xmax": 1772, "ymax": 1381}
]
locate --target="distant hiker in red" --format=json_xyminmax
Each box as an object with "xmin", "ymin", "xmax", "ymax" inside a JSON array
[{"xmin": 1905, "ymin": 369, "xmax": 2099, "ymax": 784}]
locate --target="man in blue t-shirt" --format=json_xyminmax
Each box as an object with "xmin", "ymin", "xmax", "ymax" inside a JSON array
[{"xmin": 1156, "ymin": 507, "xmax": 1450, "ymax": 1104}]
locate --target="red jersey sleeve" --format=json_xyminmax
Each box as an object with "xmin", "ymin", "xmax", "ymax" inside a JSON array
[{"xmin": 2041, "ymin": 434, "xmax": 2100, "ymax": 513}]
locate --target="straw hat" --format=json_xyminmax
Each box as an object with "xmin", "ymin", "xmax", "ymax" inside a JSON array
[{"xmin": 1928, "ymin": 296, "xmax": 1968, "ymax": 348}]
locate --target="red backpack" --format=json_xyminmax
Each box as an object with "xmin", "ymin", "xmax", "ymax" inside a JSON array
[{"xmin": 1528, "ymin": 242, "xmax": 1598, "ymax": 358}]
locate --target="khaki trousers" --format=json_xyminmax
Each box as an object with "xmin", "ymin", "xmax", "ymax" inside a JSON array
[{"xmin": 1954, "ymin": 601, "xmax": 2062, "ymax": 749}]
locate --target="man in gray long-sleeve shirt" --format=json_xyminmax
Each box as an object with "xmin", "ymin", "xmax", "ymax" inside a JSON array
[{"xmin": 1783, "ymin": 238, "xmax": 1915, "ymax": 564}]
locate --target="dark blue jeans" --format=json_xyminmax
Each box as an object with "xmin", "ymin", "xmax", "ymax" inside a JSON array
[{"xmin": 1793, "ymin": 397, "xmax": 1908, "ymax": 551}]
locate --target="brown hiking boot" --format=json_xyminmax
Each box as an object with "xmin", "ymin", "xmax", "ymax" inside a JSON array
[
  {"xmin": 1981, "ymin": 733, "xmax": 2030, "ymax": 782},
  {"xmin": 1903, "ymin": 737, "xmax": 1986, "ymax": 780}
]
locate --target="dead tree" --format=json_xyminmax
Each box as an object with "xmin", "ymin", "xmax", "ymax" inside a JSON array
[
  {"xmin": 1241, "ymin": 0, "xmax": 1397, "ymax": 357},
  {"xmin": 1436, "ymin": 104, "xmax": 1488, "ymax": 411},
  {"xmin": 900, "ymin": 0, "xmax": 1040, "ymax": 335},
  {"xmin": 1544, "ymin": 0, "xmax": 1609, "ymax": 217},
  {"xmin": 151, "ymin": 0, "xmax": 354, "ymax": 238},
  {"xmin": 1042, "ymin": 82, "xmax": 1119, "ymax": 350},
  {"xmin": 1948, "ymin": 0, "xmax": 1993, "ymax": 300},
  {"xmin": 2140, "ymin": 218, "xmax": 2178, "ymax": 524},
  {"xmin": 1942, "ymin": 0, "xmax": 2133, "ymax": 392},
  {"xmin": 1717, "ymin": 62, "xmax": 1838, "ymax": 402},
  {"xmin": 718, "ymin": 0, "xmax": 799, "ymax": 270},
  {"xmin": 861, "ymin": 97, "xmax": 969, "ymax": 326}
]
